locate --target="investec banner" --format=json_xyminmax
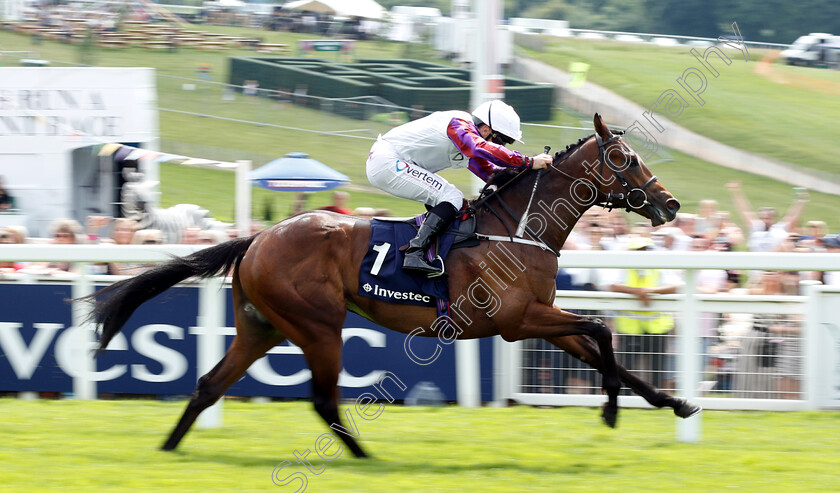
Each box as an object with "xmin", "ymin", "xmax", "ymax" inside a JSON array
[{"xmin": 0, "ymin": 282, "xmax": 494, "ymax": 400}]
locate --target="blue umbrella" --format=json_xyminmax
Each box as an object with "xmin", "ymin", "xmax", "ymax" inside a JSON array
[{"xmin": 250, "ymin": 152, "xmax": 351, "ymax": 192}]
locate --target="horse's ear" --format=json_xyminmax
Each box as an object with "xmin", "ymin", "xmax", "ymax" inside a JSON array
[{"xmin": 594, "ymin": 113, "xmax": 613, "ymax": 141}]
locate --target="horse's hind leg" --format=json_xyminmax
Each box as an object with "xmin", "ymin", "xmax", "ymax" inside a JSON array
[
  {"xmin": 161, "ymin": 275, "xmax": 285, "ymax": 451},
  {"xmin": 301, "ymin": 334, "xmax": 369, "ymax": 458},
  {"xmin": 544, "ymin": 335, "xmax": 701, "ymax": 418}
]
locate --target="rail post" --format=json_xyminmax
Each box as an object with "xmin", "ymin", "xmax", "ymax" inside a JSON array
[
  {"xmin": 677, "ymin": 268, "xmax": 701, "ymax": 442},
  {"xmin": 456, "ymin": 338, "xmax": 481, "ymax": 407},
  {"xmin": 194, "ymin": 276, "xmax": 227, "ymax": 428},
  {"xmin": 70, "ymin": 266, "xmax": 97, "ymax": 400}
]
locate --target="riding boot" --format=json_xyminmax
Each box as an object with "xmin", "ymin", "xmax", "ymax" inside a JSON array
[{"xmin": 403, "ymin": 202, "xmax": 458, "ymax": 276}]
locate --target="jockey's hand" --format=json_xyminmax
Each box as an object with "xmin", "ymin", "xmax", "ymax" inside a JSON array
[{"xmin": 532, "ymin": 153, "xmax": 552, "ymax": 170}]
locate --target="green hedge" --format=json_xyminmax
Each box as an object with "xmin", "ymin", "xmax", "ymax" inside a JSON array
[{"xmin": 228, "ymin": 57, "xmax": 554, "ymax": 121}]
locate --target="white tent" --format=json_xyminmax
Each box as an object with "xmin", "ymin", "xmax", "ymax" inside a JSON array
[{"xmin": 282, "ymin": 0, "xmax": 385, "ymax": 19}]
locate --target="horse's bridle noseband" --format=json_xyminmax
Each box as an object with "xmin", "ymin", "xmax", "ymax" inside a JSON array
[{"xmin": 593, "ymin": 133, "xmax": 658, "ymax": 212}]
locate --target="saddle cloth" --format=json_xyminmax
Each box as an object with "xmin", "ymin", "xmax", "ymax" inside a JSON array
[{"xmin": 358, "ymin": 214, "xmax": 475, "ymax": 306}]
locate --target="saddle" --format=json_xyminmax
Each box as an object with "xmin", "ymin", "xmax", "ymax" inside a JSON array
[{"xmin": 374, "ymin": 212, "xmax": 479, "ymax": 251}]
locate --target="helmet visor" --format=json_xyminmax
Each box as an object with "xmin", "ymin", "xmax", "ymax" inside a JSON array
[{"xmin": 490, "ymin": 132, "xmax": 515, "ymax": 146}]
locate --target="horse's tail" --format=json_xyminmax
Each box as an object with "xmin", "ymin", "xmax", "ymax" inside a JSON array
[{"xmin": 81, "ymin": 234, "xmax": 258, "ymax": 353}]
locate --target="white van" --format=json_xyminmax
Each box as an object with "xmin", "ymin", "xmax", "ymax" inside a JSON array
[{"xmin": 780, "ymin": 33, "xmax": 840, "ymax": 66}]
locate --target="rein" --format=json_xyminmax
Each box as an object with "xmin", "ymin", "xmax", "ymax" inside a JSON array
[{"xmin": 470, "ymin": 156, "xmax": 561, "ymax": 257}]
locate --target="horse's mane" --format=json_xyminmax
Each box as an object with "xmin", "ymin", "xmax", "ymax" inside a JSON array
[{"xmin": 476, "ymin": 133, "xmax": 596, "ymax": 196}]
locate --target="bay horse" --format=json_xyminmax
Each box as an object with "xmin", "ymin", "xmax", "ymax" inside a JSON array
[{"xmin": 83, "ymin": 114, "xmax": 700, "ymax": 458}]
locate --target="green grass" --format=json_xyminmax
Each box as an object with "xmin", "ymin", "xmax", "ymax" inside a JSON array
[
  {"xmin": 0, "ymin": 399, "xmax": 838, "ymax": 492},
  {"xmin": 2, "ymin": 28, "xmax": 839, "ymax": 229},
  {"xmin": 523, "ymin": 38, "xmax": 840, "ymax": 181}
]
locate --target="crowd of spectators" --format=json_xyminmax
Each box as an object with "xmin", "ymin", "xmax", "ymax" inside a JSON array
[
  {"xmin": 541, "ymin": 182, "xmax": 838, "ymax": 400},
  {"xmin": 266, "ymin": 9, "xmax": 377, "ymax": 39},
  {"xmin": 0, "ymin": 191, "xmax": 392, "ymax": 277}
]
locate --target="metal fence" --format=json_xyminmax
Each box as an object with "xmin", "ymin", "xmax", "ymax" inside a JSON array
[
  {"xmin": 490, "ymin": 250, "xmax": 840, "ymax": 433},
  {"xmin": 518, "ymin": 305, "xmax": 805, "ymax": 402},
  {"xmin": 564, "ymin": 28, "xmax": 790, "ymax": 51}
]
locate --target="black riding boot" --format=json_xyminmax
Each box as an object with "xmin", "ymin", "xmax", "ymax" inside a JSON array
[{"xmin": 403, "ymin": 202, "xmax": 458, "ymax": 276}]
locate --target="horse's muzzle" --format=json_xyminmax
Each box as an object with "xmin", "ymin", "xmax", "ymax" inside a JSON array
[{"xmin": 665, "ymin": 198, "xmax": 681, "ymax": 220}]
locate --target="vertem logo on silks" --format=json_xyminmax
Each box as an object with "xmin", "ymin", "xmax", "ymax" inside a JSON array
[{"xmin": 394, "ymin": 160, "xmax": 443, "ymax": 191}]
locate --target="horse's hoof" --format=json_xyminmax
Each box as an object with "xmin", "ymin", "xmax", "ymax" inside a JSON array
[
  {"xmin": 601, "ymin": 405, "xmax": 618, "ymax": 428},
  {"xmin": 674, "ymin": 399, "xmax": 702, "ymax": 419},
  {"xmin": 351, "ymin": 447, "xmax": 370, "ymax": 459}
]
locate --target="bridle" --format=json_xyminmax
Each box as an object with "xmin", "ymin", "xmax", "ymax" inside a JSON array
[
  {"xmin": 550, "ymin": 133, "xmax": 659, "ymax": 212},
  {"xmin": 470, "ymin": 133, "xmax": 660, "ymax": 256}
]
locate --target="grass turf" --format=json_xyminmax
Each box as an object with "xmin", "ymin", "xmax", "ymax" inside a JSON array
[{"xmin": 0, "ymin": 399, "xmax": 838, "ymax": 492}]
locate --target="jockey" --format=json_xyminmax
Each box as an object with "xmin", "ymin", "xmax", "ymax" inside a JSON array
[{"xmin": 366, "ymin": 100, "xmax": 552, "ymax": 276}]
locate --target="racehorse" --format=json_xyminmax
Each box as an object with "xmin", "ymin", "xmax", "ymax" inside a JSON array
[{"xmin": 83, "ymin": 115, "xmax": 699, "ymax": 458}]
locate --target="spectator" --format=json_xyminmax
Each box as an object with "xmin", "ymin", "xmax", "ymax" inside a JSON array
[
  {"xmin": 567, "ymin": 210, "xmax": 602, "ymax": 250},
  {"xmin": 107, "ymin": 218, "xmax": 139, "ymax": 275},
  {"xmin": 196, "ymin": 230, "xmax": 226, "ymax": 245},
  {"xmin": 694, "ymin": 236, "xmax": 730, "ymax": 294},
  {"xmin": 180, "ymin": 226, "xmax": 202, "ymax": 245},
  {"xmin": 735, "ymin": 271, "xmax": 802, "ymax": 399},
  {"xmin": 662, "ymin": 213, "xmax": 696, "ymax": 250},
  {"xmin": 0, "ymin": 176, "xmax": 14, "ymax": 211},
  {"xmin": 693, "ymin": 235, "xmax": 731, "ymax": 380},
  {"xmin": 3, "ymin": 225, "xmax": 27, "ymax": 245},
  {"xmin": 0, "ymin": 227, "xmax": 27, "ymax": 273},
  {"xmin": 710, "ymin": 237, "xmax": 742, "ymax": 289},
  {"xmin": 565, "ymin": 211, "xmax": 611, "ymax": 289},
  {"xmin": 726, "ymin": 182, "xmax": 808, "ymax": 252},
  {"xmin": 111, "ymin": 218, "xmax": 138, "ymax": 245},
  {"xmin": 133, "ymin": 229, "xmax": 164, "ymax": 245},
  {"xmin": 321, "ymin": 191, "xmax": 353, "ymax": 215},
  {"xmin": 353, "ymin": 207, "xmax": 376, "ymax": 219},
  {"xmin": 85, "ymin": 215, "xmax": 113, "ymax": 243},
  {"xmin": 799, "ymin": 220, "xmax": 828, "ymax": 252},
  {"xmin": 291, "ymin": 192, "xmax": 309, "ymax": 216},
  {"xmin": 651, "ymin": 226, "xmax": 685, "ymax": 251},
  {"xmin": 600, "ymin": 212, "xmax": 631, "ymax": 251},
  {"xmin": 805, "ymin": 220, "xmax": 827, "ymax": 240},
  {"xmin": 84, "ymin": 215, "xmax": 114, "ymax": 274},
  {"xmin": 24, "ymin": 219, "xmax": 82, "ymax": 274},
  {"xmin": 609, "ymin": 236, "xmax": 682, "ymax": 389},
  {"xmin": 694, "ymin": 199, "xmax": 718, "ymax": 236},
  {"xmin": 125, "ymin": 229, "xmax": 165, "ymax": 274},
  {"xmin": 822, "ymin": 235, "xmax": 840, "ymax": 286},
  {"xmin": 712, "ymin": 211, "xmax": 745, "ymax": 248}
]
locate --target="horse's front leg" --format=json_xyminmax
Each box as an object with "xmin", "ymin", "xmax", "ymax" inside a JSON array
[{"xmin": 505, "ymin": 301, "xmax": 621, "ymax": 428}]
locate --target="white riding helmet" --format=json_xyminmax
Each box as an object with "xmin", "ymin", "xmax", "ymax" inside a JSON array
[{"xmin": 471, "ymin": 100, "xmax": 524, "ymax": 144}]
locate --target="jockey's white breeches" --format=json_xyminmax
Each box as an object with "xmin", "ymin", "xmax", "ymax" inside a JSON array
[{"xmin": 366, "ymin": 138, "xmax": 464, "ymax": 210}]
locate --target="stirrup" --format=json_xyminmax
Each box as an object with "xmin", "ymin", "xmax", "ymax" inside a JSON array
[{"xmin": 426, "ymin": 255, "xmax": 445, "ymax": 278}]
